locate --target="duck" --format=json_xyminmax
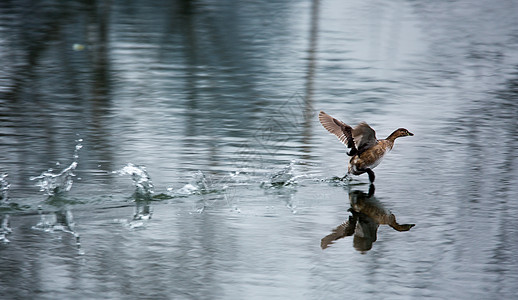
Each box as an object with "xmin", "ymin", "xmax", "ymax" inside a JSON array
[
  {"xmin": 321, "ymin": 187, "xmax": 415, "ymax": 252},
  {"xmin": 318, "ymin": 111, "xmax": 413, "ymax": 183}
]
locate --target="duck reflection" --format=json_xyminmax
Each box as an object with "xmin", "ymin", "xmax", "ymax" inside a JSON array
[{"xmin": 321, "ymin": 185, "xmax": 415, "ymax": 252}]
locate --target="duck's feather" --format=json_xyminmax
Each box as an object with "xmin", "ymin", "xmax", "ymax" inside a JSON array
[
  {"xmin": 318, "ymin": 111, "xmax": 355, "ymax": 149},
  {"xmin": 352, "ymin": 122, "xmax": 378, "ymax": 154},
  {"xmin": 319, "ymin": 111, "xmax": 378, "ymax": 154}
]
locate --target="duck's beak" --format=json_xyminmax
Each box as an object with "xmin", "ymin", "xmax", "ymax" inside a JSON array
[{"xmin": 408, "ymin": 131, "xmax": 414, "ymax": 136}]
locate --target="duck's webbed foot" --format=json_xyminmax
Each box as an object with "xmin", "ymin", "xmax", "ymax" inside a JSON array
[
  {"xmin": 340, "ymin": 173, "xmax": 350, "ymax": 181},
  {"xmin": 365, "ymin": 168, "xmax": 375, "ymax": 183}
]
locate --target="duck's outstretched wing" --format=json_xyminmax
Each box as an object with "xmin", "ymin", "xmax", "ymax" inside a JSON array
[
  {"xmin": 352, "ymin": 122, "xmax": 378, "ymax": 154},
  {"xmin": 321, "ymin": 214, "xmax": 358, "ymax": 250},
  {"xmin": 318, "ymin": 111, "xmax": 356, "ymax": 150}
]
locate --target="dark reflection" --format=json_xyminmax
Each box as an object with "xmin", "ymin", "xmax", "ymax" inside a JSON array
[
  {"xmin": 85, "ymin": 0, "xmax": 114, "ymax": 178},
  {"xmin": 321, "ymin": 185, "xmax": 415, "ymax": 253},
  {"xmin": 300, "ymin": 0, "xmax": 320, "ymax": 161}
]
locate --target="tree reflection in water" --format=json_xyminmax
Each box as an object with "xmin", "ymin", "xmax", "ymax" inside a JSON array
[{"xmin": 321, "ymin": 184, "xmax": 415, "ymax": 253}]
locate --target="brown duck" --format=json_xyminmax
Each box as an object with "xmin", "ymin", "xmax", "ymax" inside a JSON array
[
  {"xmin": 321, "ymin": 186, "xmax": 415, "ymax": 252},
  {"xmin": 318, "ymin": 111, "xmax": 413, "ymax": 183}
]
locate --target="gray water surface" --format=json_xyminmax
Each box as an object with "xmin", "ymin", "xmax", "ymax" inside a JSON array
[{"xmin": 1, "ymin": 0, "xmax": 518, "ymax": 299}]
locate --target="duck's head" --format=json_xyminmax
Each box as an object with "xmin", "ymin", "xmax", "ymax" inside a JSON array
[{"xmin": 395, "ymin": 128, "xmax": 414, "ymax": 138}]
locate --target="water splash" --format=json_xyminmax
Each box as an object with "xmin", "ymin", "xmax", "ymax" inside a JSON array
[
  {"xmin": 30, "ymin": 139, "xmax": 83, "ymax": 196},
  {"xmin": 27, "ymin": 138, "xmax": 84, "ymax": 253},
  {"xmin": 262, "ymin": 160, "xmax": 307, "ymax": 187},
  {"xmin": 73, "ymin": 140, "xmax": 83, "ymax": 160},
  {"xmin": 1, "ymin": 173, "xmax": 10, "ymax": 203},
  {"xmin": 112, "ymin": 163, "xmax": 155, "ymax": 228},
  {"xmin": 167, "ymin": 171, "xmax": 235, "ymax": 213},
  {"xmin": 113, "ymin": 163, "xmax": 155, "ymax": 200},
  {"xmin": 30, "ymin": 162, "xmax": 78, "ymax": 196},
  {"xmin": 270, "ymin": 162, "xmax": 295, "ymax": 185},
  {"xmin": 169, "ymin": 171, "xmax": 224, "ymax": 196}
]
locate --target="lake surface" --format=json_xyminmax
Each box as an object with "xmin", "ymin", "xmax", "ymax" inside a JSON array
[{"xmin": 1, "ymin": 0, "xmax": 518, "ymax": 299}]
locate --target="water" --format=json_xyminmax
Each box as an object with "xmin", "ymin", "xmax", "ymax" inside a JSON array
[
  {"xmin": 1, "ymin": 0, "xmax": 518, "ymax": 298},
  {"xmin": 0, "ymin": 173, "xmax": 12, "ymax": 243},
  {"xmin": 29, "ymin": 138, "xmax": 82, "ymax": 197},
  {"xmin": 113, "ymin": 163, "xmax": 155, "ymax": 199}
]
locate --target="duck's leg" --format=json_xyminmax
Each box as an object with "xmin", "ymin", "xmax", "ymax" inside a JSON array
[
  {"xmin": 340, "ymin": 173, "xmax": 350, "ymax": 181},
  {"xmin": 365, "ymin": 168, "xmax": 375, "ymax": 183},
  {"xmin": 368, "ymin": 183, "xmax": 375, "ymax": 197}
]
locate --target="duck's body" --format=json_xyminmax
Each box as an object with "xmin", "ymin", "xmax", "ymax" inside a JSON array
[
  {"xmin": 321, "ymin": 187, "xmax": 415, "ymax": 251},
  {"xmin": 318, "ymin": 111, "xmax": 413, "ymax": 182},
  {"xmin": 348, "ymin": 140, "xmax": 391, "ymax": 175}
]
